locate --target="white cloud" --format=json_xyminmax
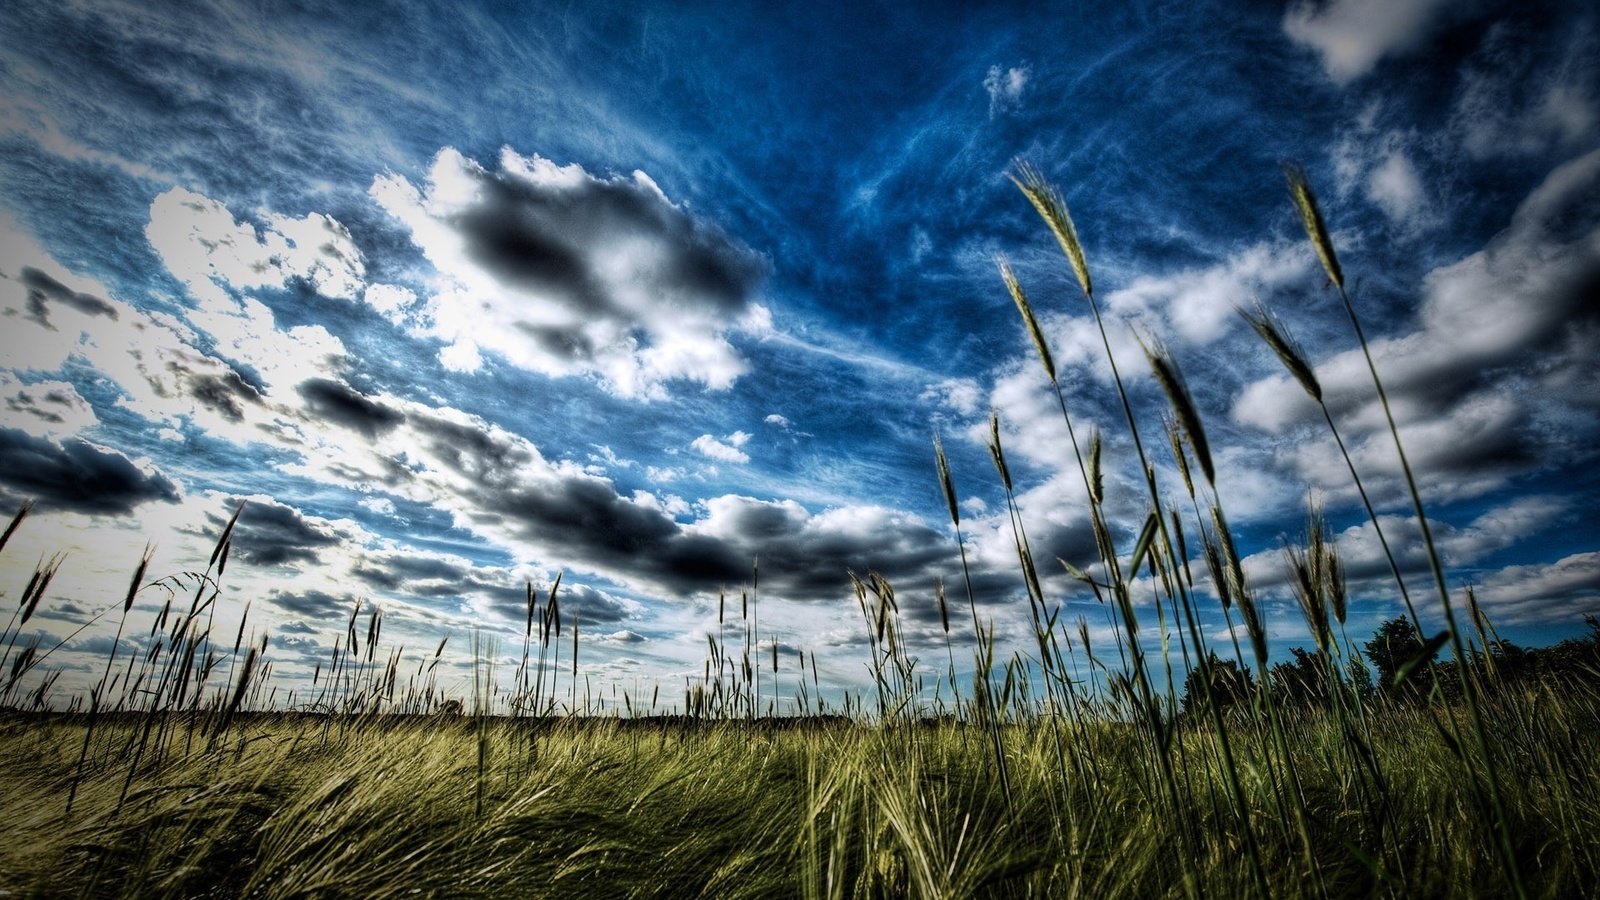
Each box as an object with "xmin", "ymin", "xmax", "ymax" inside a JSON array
[
  {"xmin": 1102, "ymin": 240, "xmax": 1312, "ymax": 346},
  {"xmin": 691, "ymin": 433, "xmax": 751, "ymax": 464},
  {"xmin": 763, "ymin": 413, "xmax": 791, "ymax": 428},
  {"xmin": 1451, "ymin": 23, "xmax": 1599, "ymax": 160},
  {"xmin": 1366, "ymin": 149, "xmax": 1427, "ymax": 226},
  {"xmin": 921, "ymin": 377, "xmax": 983, "ymax": 416},
  {"xmin": 437, "ymin": 338, "xmax": 482, "ymax": 373},
  {"xmin": 0, "ymin": 373, "xmax": 97, "ymax": 439},
  {"xmin": 1233, "ymin": 146, "xmax": 1600, "ymax": 508},
  {"xmin": 1472, "ymin": 552, "xmax": 1600, "ymax": 624},
  {"xmin": 358, "ymin": 496, "xmax": 396, "ymax": 517},
  {"xmin": 1283, "ymin": 0, "xmax": 1452, "ymax": 84},
  {"xmin": 370, "ymin": 147, "xmax": 767, "ymax": 399},
  {"xmin": 146, "ymin": 188, "xmax": 349, "ymax": 394},
  {"xmin": 362, "ymin": 283, "xmax": 417, "ymax": 321},
  {"xmin": 645, "ymin": 464, "xmax": 688, "ymax": 483},
  {"xmin": 984, "ymin": 63, "xmax": 1031, "ymax": 116},
  {"xmin": 1332, "ymin": 117, "xmax": 1440, "ymax": 233},
  {"xmin": 146, "ymin": 187, "xmax": 365, "ymax": 302},
  {"xmin": 0, "ymin": 216, "xmax": 296, "ymax": 447}
]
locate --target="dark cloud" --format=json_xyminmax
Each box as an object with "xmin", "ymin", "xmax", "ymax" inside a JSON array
[
  {"xmin": 479, "ymin": 474, "xmax": 966, "ymax": 603},
  {"xmin": 214, "ymin": 499, "xmax": 343, "ymax": 568},
  {"xmin": 399, "ymin": 406, "xmax": 1011, "ymax": 606},
  {"xmin": 448, "ymin": 159, "xmax": 763, "ymax": 323},
  {"xmin": 0, "ymin": 428, "xmax": 179, "ymax": 514},
  {"xmin": 350, "ymin": 553, "xmax": 477, "ymax": 593},
  {"xmin": 264, "ymin": 588, "xmax": 357, "ymax": 621},
  {"xmin": 186, "ymin": 367, "xmax": 263, "ymax": 423},
  {"xmin": 18, "ymin": 266, "xmax": 118, "ymax": 327},
  {"xmin": 483, "ymin": 581, "xmax": 635, "ymax": 628},
  {"xmin": 374, "ymin": 148, "xmax": 769, "ymax": 396},
  {"xmin": 297, "ymin": 378, "xmax": 404, "ymax": 439}
]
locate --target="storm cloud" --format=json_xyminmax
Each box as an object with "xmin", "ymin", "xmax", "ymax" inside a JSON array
[
  {"xmin": 18, "ymin": 266, "xmax": 118, "ymax": 327},
  {"xmin": 0, "ymin": 428, "xmax": 179, "ymax": 514},
  {"xmin": 212, "ymin": 498, "xmax": 345, "ymax": 568},
  {"xmin": 298, "ymin": 378, "xmax": 404, "ymax": 439}
]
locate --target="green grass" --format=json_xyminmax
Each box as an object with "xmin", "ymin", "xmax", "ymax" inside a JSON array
[{"xmin": 1, "ymin": 693, "xmax": 1596, "ymax": 898}]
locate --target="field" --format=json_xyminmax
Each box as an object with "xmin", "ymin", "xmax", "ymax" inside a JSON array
[
  {"xmin": 2, "ymin": 166, "xmax": 1598, "ymax": 899},
  {"xmin": 1, "ymin": 684, "xmax": 1597, "ymax": 898}
]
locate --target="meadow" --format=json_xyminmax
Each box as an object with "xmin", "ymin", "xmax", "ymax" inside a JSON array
[{"xmin": 1, "ymin": 165, "xmax": 1597, "ymax": 898}]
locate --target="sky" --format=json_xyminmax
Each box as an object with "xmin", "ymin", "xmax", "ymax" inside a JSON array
[{"xmin": 1, "ymin": 0, "xmax": 1597, "ymax": 710}]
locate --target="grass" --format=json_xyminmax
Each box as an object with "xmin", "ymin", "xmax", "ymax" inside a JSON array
[
  {"xmin": 1, "ymin": 694, "xmax": 1595, "ymax": 898},
  {"xmin": 0, "ymin": 162, "xmax": 1597, "ymax": 897}
]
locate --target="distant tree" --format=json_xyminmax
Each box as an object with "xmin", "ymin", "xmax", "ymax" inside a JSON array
[
  {"xmin": 1345, "ymin": 651, "xmax": 1375, "ymax": 702},
  {"xmin": 1180, "ymin": 652, "xmax": 1256, "ymax": 719},
  {"xmin": 1365, "ymin": 616, "xmax": 1434, "ymax": 697},
  {"xmin": 1524, "ymin": 615, "xmax": 1600, "ymax": 687},
  {"xmin": 1270, "ymin": 646, "xmax": 1373, "ymax": 708},
  {"xmin": 1270, "ymin": 647, "xmax": 1332, "ymax": 708}
]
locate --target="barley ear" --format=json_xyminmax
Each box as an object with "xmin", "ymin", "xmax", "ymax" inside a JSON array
[
  {"xmin": 1011, "ymin": 160, "xmax": 1092, "ymax": 298},
  {"xmin": 988, "ymin": 410, "xmax": 1013, "ymax": 492},
  {"xmin": 1283, "ymin": 161, "xmax": 1344, "ymax": 289},
  {"xmin": 936, "ymin": 577, "xmax": 950, "ymax": 634},
  {"xmin": 1240, "ymin": 300, "xmax": 1322, "ymax": 402},
  {"xmin": 1163, "ymin": 415, "xmax": 1196, "ymax": 500},
  {"xmin": 0, "ymin": 501, "xmax": 31, "ymax": 556},
  {"xmin": 996, "ymin": 255, "xmax": 1056, "ymax": 383},
  {"xmin": 1144, "ymin": 338, "xmax": 1216, "ymax": 485},
  {"xmin": 934, "ymin": 433, "xmax": 961, "ymax": 527},
  {"xmin": 1088, "ymin": 427, "xmax": 1104, "ymax": 505}
]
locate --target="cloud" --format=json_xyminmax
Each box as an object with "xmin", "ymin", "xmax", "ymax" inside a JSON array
[
  {"xmin": 311, "ymin": 398, "xmax": 967, "ymax": 604},
  {"xmin": 1100, "ymin": 240, "xmax": 1314, "ymax": 346},
  {"xmin": 763, "ymin": 413, "xmax": 791, "ymax": 428},
  {"xmin": 691, "ymin": 432, "xmax": 751, "ymax": 464},
  {"xmin": 296, "ymin": 378, "xmax": 405, "ymax": 440},
  {"xmin": 984, "ymin": 63, "xmax": 1031, "ymax": 116},
  {"xmin": 1232, "ymin": 148, "xmax": 1600, "ymax": 501},
  {"xmin": 264, "ymin": 587, "xmax": 358, "ymax": 622},
  {"xmin": 146, "ymin": 188, "xmax": 351, "ymax": 394},
  {"xmin": 1450, "ymin": 22, "xmax": 1599, "ymax": 160},
  {"xmin": 921, "ymin": 378, "xmax": 982, "ymax": 417},
  {"xmin": 485, "ymin": 582, "xmax": 638, "ymax": 629},
  {"xmin": 147, "ymin": 187, "xmax": 366, "ymax": 303},
  {"xmin": 1366, "ymin": 151, "xmax": 1424, "ymax": 221},
  {"xmin": 1471, "ymin": 552, "xmax": 1600, "ymax": 624},
  {"xmin": 358, "ymin": 496, "xmax": 396, "ymax": 517},
  {"xmin": 361, "ymin": 283, "xmax": 418, "ymax": 322},
  {"xmin": 0, "ymin": 427, "xmax": 180, "ymax": 514},
  {"xmin": 371, "ymin": 147, "xmax": 769, "ymax": 399},
  {"xmin": 0, "ymin": 374, "xmax": 98, "ymax": 439},
  {"xmin": 15, "ymin": 266, "xmax": 118, "ymax": 327},
  {"xmin": 208, "ymin": 497, "xmax": 346, "ymax": 569},
  {"xmin": 686, "ymin": 497, "xmax": 957, "ymax": 598},
  {"xmin": 1283, "ymin": 0, "xmax": 1452, "ymax": 84},
  {"xmin": 1329, "ymin": 108, "xmax": 1442, "ymax": 233}
]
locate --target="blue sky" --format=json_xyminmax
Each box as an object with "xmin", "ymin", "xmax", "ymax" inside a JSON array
[{"xmin": 2, "ymin": 0, "xmax": 1597, "ymax": 708}]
